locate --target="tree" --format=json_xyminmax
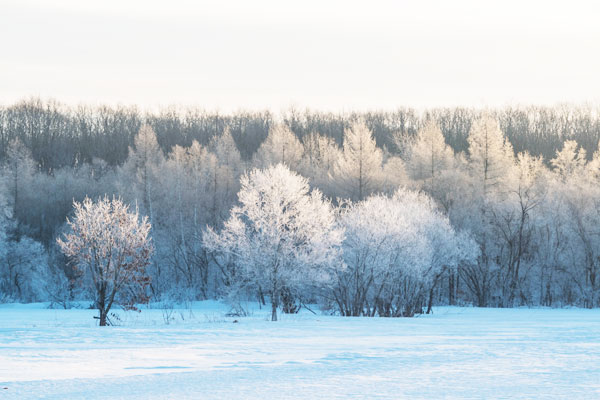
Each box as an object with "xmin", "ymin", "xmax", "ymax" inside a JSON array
[
  {"xmin": 1, "ymin": 235, "xmax": 48, "ymax": 302},
  {"xmin": 535, "ymin": 177, "xmax": 571, "ymax": 307},
  {"xmin": 549, "ymin": 141, "xmax": 600, "ymax": 307},
  {"xmin": 4, "ymin": 138, "xmax": 34, "ymax": 231},
  {"xmin": 0, "ymin": 165, "xmax": 50, "ymax": 302},
  {"xmin": 159, "ymin": 142, "xmax": 211, "ymax": 296},
  {"xmin": 550, "ymin": 140, "xmax": 586, "ymax": 181},
  {"xmin": 120, "ymin": 125, "xmax": 164, "ymax": 227},
  {"xmin": 417, "ymin": 156, "xmax": 473, "ymax": 305},
  {"xmin": 208, "ymin": 130, "xmax": 243, "ymax": 226},
  {"xmin": 253, "ymin": 124, "xmax": 304, "ymax": 169},
  {"xmin": 381, "ymin": 155, "xmax": 408, "ymax": 194},
  {"xmin": 57, "ymin": 197, "xmax": 153, "ymax": 326},
  {"xmin": 406, "ymin": 120, "xmax": 454, "ymax": 192},
  {"xmin": 204, "ymin": 164, "xmax": 343, "ymax": 321},
  {"xmin": 118, "ymin": 125, "xmax": 164, "ymax": 295},
  {"xmin": 488, "ymin": 152, "xmax": 545, "ymax": 306},
  {"xmin": 299, "ymin": 132, "xmax": 341, "ymax": 195},
  {"xmin": 0, "ymin": 192, "xmax": 11, "ymax": 300},
  {"xmin": 332, "ymin": 120, "xmax": 383, "ymax": 201},
  {"xmin": 460, "ymin": 115, "xmax": 515, "ymax": 307},
  {"xmin": 467, "ymin": 115, "xmax": 515, "ymax": 197},
  {"xmin": 334, "ymin": 189, "xmax": 473, "ymax": 317},
  {"xmin": 158, "ymin": 138, "xmax": 240, "ymax": 298}
]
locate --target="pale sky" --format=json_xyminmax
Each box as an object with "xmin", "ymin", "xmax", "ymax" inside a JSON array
[{"xmin": 1, "ymin": 0, "xmax": 600, "ymax": 112}]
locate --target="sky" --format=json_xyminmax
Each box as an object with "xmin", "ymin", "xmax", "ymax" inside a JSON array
[{"xmin": 1, "ymin": 0, "xmax": 599, "ymax": 112}]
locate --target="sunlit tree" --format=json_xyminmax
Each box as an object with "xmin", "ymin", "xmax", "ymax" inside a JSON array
[
  {"xmin": 204, "ymin": 164, "xmax": 343, "ymax": 321},
  {"xmin": 332, "ymin": 120, "xmax": 383, "ymax": 201},
  {"xmin": 57, "ymin": 197, "xmax": 153, "ymax": 326}
]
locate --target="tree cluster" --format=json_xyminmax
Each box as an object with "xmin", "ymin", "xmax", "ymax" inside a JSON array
[{"xmin": 2, "ymin": 99, "xmax": 600, "ymax": 315}]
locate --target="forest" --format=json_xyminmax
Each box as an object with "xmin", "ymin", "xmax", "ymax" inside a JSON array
[{"xmin": 1, "ymin": 98, "xmax": 600, "ymax": 315}]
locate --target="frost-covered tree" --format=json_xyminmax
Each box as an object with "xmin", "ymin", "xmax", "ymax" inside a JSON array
[
  {"xmin": 299, "ymin": 132, "xmax": 341, "ymax": 194},
  {"xmin": 158, "ymin": 136, "xmax": 241, "ymax": 298},
  {"xmin": 459, "ymin": 115, "xmax": 516, "ymax": 306},
  {"xmin": 204, "ymin": 164, "xmax": 343, "ymax": 321},
  {"xmin": 414, "ymin": 154, "xmax": 474, "ymax": 304},
  {"xmin": 334, "ymin": 189, "xmax": 473, "ymax": 317},
  {"xmin": 1, "ymin": 236, "xmax": 48, "ymax": 302},
  {"xmin": 117, "ymin": 125, "xmax": 164, "ymax": 295},
  {"xmin": 488, "ymin": 152, "xmax": 546, "ymax": 306},
  {"xmin": 468, "ymin": 115, "xmax": 515, "ymax": 197},
  {"xmin": 332, "ymin": 120, "xmax": 383, "ymax": 201},
  {"xmin": 253, "ymin": 124, "xmax": 304, "ymax": 169},
  {"xmin": 381, "ymin": 155, "xmax": 408, "ymax": 194},
  {"xmin": 535, "ymin": 179, "xmax": 571, "ymax": 307},
  {"xmin": 0, "ymin": 172, "xmax": 50, "ymax": 302},
  {"xmin": 404, "ymin": 120, "xmax": 459, "ymax": 216},
  {"xmin": 0, "ymin": 192, "xmax": 11, "ymax": 301},
  {"xmin": 550, "ymin": 140, "xmax": 587, "ymax": 181},
  {"xmin": 407, "ymin": 121, "xmax": 454, "ymax": 191},
  {"xmin": 548, "ymin": 141, "xmax": 600, "ymax": 307},
  {"xmin": 586, "ymin": 140, "xmax": 600, "ymax": 181},
  {"xmin": 120, "ymin": 125, "xmax": 164, "ymax": 226},
  {"xmin": 57, "ymin": 197, "xmax": 153, "ymax": 326},
  {"xmin": 4, "ymin": 138, "xmax": 35, "ymax": 232},
  {"xmin": 208, "ymin": 130, "xmax": 243, "ymax": 226},
  {"xmin": 159, "ymin": 142, "xmax": 212, "ymax": 295}
]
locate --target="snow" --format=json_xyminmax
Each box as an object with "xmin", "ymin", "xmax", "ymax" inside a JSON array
[{"xmin": 1, "ymin": 303, "xmax": 599, "ymax": 399}]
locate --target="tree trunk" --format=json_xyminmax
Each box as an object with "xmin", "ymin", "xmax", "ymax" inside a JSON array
[
  {"xmin": 426, "ymin": 285, "xmax": 435, "ymax": 314},
  {"xmin": 449, "ymin": 272, "xmax": 455, "ymax": 306},
  {"xmin": 271, "ymin": 300, "xmax": 278, "ymax": 321},
  {"xmin": 99, "ymin": 309, "xmax": 108, "ymax": 326},
  {"xmin": 456, "ymin": 273, "xmax": 460, "ymax": 304},
  {"xmin": 271, "ymin": 277, "xmax": 279, "ymax": 321},
  {"xmin": 97, "ymin": 284, "xmax": 108, "ymax": 326},
  {"xmin": 427, "ymin": 272, "xmax": 443, "ymax": 314}
]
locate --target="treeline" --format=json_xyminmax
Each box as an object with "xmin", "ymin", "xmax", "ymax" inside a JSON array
[
  {"xmin": 2, "ymin": 99, "xmax": 600, "ymax": 171},
  {"xmin": 1, "ymin": 98, "xmax": 600, "ymax": 314}
]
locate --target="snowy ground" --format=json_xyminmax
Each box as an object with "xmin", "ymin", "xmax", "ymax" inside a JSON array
[{"xmin": 1, "ymin": 302, "xmax": 599, "ymax": 399}]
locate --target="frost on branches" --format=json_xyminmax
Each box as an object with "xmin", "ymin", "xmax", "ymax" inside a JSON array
[
  {"xmin": 204, "ymin": 164, "xmax": 343, "ymax": 321},
  {"xmin": 334, "ymin": 189, "xmax": 476, "ymax": 317},
  {"xmin": 57, "ymin": 197, "xmax": 153, "ymax": 326}
]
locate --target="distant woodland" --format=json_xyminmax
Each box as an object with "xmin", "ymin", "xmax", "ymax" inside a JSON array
[{"xmin": 2, "ymin": 98, "xmax": 600, "ymax": 315}]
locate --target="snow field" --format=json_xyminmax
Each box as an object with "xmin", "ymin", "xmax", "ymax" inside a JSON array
[{"xmin": 1, "ymin": 303, "xmax": 599, "ymax": 399}]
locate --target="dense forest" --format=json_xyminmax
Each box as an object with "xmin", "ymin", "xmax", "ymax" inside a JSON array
[{"xmin": 2, "ymin": 98, "xmax": 600, "ymax": 315}]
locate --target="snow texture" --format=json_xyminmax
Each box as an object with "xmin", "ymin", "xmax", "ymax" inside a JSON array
[{"xmin": 1, "ymin": 303, "xmax": 599, "ymax": 399}]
